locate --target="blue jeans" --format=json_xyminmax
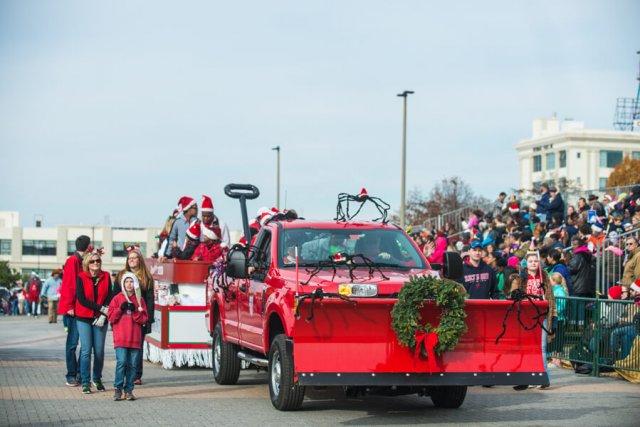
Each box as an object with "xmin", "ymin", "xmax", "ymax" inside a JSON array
[
  {"xmin": 77, "ymin": 320, "xmax": 108, "ymax": 386},
  {"xmin": 114, "ymin": 347, "xmax": 140, "ymax": 393},
  {"xmin": 610, "ymin": 325, "xmax": 637, "ymax": 360},
  {"xmin": 64, "ymin": 315, "xmax": 80, "ymax": 382}
]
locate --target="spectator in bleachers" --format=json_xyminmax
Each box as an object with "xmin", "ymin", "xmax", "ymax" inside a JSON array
[
  {"xmin": 621, "ymin": 236, "xmax": 640, "ymax": 287},
  {"xmin": 568, "ymin": 236, "xmax": 595, "ymax": 298},
  {"xmin": 547, "ymin": 186, "xmax": 565, "ymax": 222}
]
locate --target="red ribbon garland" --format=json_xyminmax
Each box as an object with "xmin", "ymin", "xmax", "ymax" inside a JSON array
[{"xmin": 414, "ymin": 330, "xmax": 439, "ymax": 368}]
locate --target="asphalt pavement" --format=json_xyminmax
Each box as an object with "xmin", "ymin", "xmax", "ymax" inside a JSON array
[{"xmin": 0, "ymin": 315, "xmax": 638, "ymax": 426}]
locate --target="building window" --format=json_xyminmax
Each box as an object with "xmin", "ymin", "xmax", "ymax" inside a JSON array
[
  {"xmin": 113, "ymin": 242, "xmax": 146, "ymax": 258},
  {"xmin": 0, "ymin": 239, "xmax": 11, "ymax": 255},
  {"xmin": 599, "ymin": 178, "xmax": 608, "ymax": 191},
  {"xmin": 559, "ymin": 150, "xmax": 566, "ymax": 168},
  {"xmin": 633, "ymin": 151, "xmax": 640, "ymax": 160},
  {"xmin": 22, "ymin": 240, "xmax": 56, "ymax": 256},
  {"xmin": 533, "ymin": 155, "xmax": 542, "ymax": 172},
  {"xmin": 68, "ymin": 240, "xmax": 102, "ymax": 255},
  {"xmin": 599, "ymin": 150, "xmax": 623, "ymax": 168},
  {"xmin": 545, "ymin": 153, "xmax": 556, "ymax": 170}
]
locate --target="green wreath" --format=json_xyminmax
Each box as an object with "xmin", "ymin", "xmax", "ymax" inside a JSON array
[{"xmin": 391, "ymin": 275, "xmax": 468, "ymax": 356}]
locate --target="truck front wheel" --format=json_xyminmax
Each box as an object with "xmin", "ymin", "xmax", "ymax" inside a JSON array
[
  {"xmin": 429, "ymin": 386, "xmax": 467, "ymax": 408},
  {"xmin": 268, "ymin": 334, "xmax": 305, "ymax": 411},
  {"xmin": 212, "ymin": 323, "xmax": 240, "ymax": 385}
]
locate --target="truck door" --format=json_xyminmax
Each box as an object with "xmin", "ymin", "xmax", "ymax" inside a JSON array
[{"xmin": 238, "ymin": 229, "xmax": 271, "ymax": 350}]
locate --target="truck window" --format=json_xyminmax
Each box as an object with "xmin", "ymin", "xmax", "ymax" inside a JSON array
[
  {"xmin": 279, "ymin": 228, "xmax": 426, "ymax": 269},
  {"xmin": 250, "ymin": 230, "xmax": 271, "ymax": 275}
]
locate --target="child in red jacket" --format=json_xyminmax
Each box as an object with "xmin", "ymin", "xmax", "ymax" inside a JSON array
[
  {"xmin": 108, "ymin": 272, "xmax": 148, "ymax": 401},
  {"xmin": 191, "ymin": 225, "xmax": 225, "ymax": 263}
]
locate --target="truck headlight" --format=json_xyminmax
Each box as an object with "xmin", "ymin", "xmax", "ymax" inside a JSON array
[{"xmin": 338, "ymin": 283, "xmax": 378, "ymax": 297}]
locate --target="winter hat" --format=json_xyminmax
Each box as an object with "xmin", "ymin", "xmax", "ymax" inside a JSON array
[
  {"xmin": 470, "ymin": 240, "xmax": 482, "ymax": 249},
  {"xmin": 508, "ymin": 202, "xmax": 520, "ymax": 214},
  {"xmin": 120, "ymin": 272, "xmax": 141, "ymax": 303},
  {"xmin": 186, "ymin": 221, "xmax": 202, "ymax": 240},
  {"xmin": 201, "ymin": 195, "xmax": 214, "ymax": 213},
  {"xmin": 608, "ymin": 285, "xmax": 623, "ymax": 300},
  {"xmin": 507, "ymin": 256, "xmax": 520, "ymax": 269},
  {"xmin": 177, "ymin": 196, "xmax": 196, "ymax": 213},
  {"xmin": 202, "ymin": 225, "xmax": 219, "ymax": 241},
  {"xmin": 529, "ymin": 202, "xmax": 537, "ymax": 211},
  {"xmin": 631, "ymin": 281, "xmax": 640, "ymax": 293}
]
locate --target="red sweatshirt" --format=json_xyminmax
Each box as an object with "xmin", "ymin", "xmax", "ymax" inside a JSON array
[
  {"xmin": 58, "ymin": 253, "xmax": 82, "ymax": 314},
  {"xmin": 108, "ymin": 293, "xmax": 148, "ymax": 349},
  {"xmin": 191, "ymin": 242, "xmax": 225, "ymax": 263}
]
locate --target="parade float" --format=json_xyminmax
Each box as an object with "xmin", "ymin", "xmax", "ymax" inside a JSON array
[{"xmin": 144, "ymin": 259, "xmax": 212, "ymax": 368}]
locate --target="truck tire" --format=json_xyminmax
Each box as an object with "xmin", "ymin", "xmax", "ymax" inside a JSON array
[
  {"xmin": 212, "ymin": 323, "xmax": 240, "ymax": 385},
  {"xmin": 268, "ymin": 334, "xmax": 305, "ymax": 411},
  {"xmin": 429, "ymin": 386, "xmax": 467, "ymax": 408}
]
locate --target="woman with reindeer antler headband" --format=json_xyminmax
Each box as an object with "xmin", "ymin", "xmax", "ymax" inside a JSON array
[
  {"xmin": 74, "ymin": 248, "xmax": 116, "ymax": 394},
  {"xmin": 116, "ymin": 245, "xmax": 155, "ymax": 385}
]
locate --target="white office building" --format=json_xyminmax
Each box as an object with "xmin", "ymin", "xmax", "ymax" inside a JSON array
[
  {"xmin": 515, "ymin": 117, "xmax": 640, "ymax": 192},
  {"xmin": 0, "ymin": 212, "xmax": 161, "ymax": 278}
]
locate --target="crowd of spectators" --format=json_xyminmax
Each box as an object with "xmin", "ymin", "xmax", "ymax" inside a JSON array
[{"xmin": 412, "ymin": 184, "xmax": 640, "ymax": 297}]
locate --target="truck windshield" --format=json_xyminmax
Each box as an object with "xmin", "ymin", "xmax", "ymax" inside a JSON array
[{"xmin": 279, "ymin": 228, "xmax": 426, "ymax": 269}]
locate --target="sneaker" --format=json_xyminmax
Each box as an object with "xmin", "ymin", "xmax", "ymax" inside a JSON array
[
  {"xmin": 513, "ymin": 385, "xmax": 529, "ymax": 391},
  {"xmin": 92, "ymin": 380, "xmax": 105, "ymax": 392},
  {"xmin": 82, "ymin": 384, "xmax": 91, "ymax": 394},
  {"xmin": 124, "ymin": 392, "xmax": 136, "ymax": 401},
  {"xmin": 537, "ymin": 384, "xmax": 551, "ymax": 390},
  {"xmin": 113, "ymin": 389, "xmax": 123, "ymax": 401},
  {"xmin": 133, "ymin": 379, "xmax": 142, "ymax": 385},
  {"xmin": 65, "ymin": 380, "xmax": 79, "ymax": 387}
]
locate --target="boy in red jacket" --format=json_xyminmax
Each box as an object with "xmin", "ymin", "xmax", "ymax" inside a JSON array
[{"xmin": 108, "ymin": 272, "xmax": 148, "ymax": 401}]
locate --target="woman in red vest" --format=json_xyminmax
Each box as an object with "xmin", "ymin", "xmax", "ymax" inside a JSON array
[{"xmin": 75, "ymin": 250, "xmax": 116, "ymax": 394}]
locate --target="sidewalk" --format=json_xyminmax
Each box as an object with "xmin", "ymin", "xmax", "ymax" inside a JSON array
[{"xmin": 1, "ymin": 316, "xmax": 638, "ymax": 426}]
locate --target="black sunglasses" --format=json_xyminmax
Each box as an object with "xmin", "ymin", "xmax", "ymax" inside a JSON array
[{"xmin": 89, "ymin": 259, "xmax": 102, "ymax": 265}]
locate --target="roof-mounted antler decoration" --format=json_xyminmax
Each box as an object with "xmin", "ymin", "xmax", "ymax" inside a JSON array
[{"xmin": 335, "ymin": 188, "xmax": 390, "ymax": 223}]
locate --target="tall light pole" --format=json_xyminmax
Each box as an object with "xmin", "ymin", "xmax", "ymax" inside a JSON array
[
  {"xmin": 272, "ymin": 146, "xmax": 281, "ymax": 209},
  {"xmin": 397, "ymin": 90, "xmax": 414, "ymax": 228}
]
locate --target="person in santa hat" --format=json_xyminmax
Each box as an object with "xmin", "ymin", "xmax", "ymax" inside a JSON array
[
  {"xmin": 161, "ymin": 196, "xmax": 198, "ymax": 258},
  {"xmin": 191, "ymin": 226, "xmax": 226, "ymax": 263},
  {"xmin": 171, "ymin": 221, "xmax": 201, "ymax": 260},
  {"xmin": 200, "ymin": 195, "xmax": 230, "ymax": 248}
]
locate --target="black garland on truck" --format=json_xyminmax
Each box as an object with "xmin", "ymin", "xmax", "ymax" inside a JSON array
[{"xmin": 494, "ymin": 289, "xmax": 552, "ymax": 345}]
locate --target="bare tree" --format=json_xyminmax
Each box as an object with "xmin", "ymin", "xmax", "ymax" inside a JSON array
[{"xmin": 393, "ymin": 176, "xmax": 490, "ymax": 227}]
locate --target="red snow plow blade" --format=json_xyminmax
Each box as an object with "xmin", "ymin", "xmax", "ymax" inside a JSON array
[{"xmin": 292, "ymin": 298, "xmax": 548, "ymax": 386}]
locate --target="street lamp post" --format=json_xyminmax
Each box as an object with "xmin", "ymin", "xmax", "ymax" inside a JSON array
[
  {"xmin": 397, "ymin": 90, "xmax": 414, "ymax": 229},
  {"xmin": 272, "ymin": 146, "xmax": 281, "ymax": 209}
]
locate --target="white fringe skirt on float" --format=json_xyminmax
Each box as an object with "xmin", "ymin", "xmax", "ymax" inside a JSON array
[{"xmin": 144, "ymin": 341, "xmax": 212, "ymax": 369}]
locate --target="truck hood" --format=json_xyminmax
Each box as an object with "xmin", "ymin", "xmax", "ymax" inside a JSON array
[{"xmin": 278, "ymin": 267, "xmax": 437, "ymax": 296}]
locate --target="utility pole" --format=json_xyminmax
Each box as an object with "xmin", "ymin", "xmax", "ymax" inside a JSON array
[
  {"xmin": 272, "ymin": 146, "xmax": 281, "ymax": 209},
  {"xmin": 397, "ymin": 90, "xmax": 414, "ymax": 228}
]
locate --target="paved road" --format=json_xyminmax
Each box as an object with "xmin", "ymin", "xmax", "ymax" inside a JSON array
[{"xmin": 1, "ymin": 316, "xmax": 638, "ymax": 426}]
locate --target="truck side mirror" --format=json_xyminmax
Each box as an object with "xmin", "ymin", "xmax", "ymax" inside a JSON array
[
  {"xmin": 226, "ymin": 248, "xmax": 248, "ymax": 279},
  {"xmin": 443, "ymin": 252, "xmax": 463, "ymax": 282}
]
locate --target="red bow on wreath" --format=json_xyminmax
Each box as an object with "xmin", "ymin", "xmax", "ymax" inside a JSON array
[{"xmin": 414, "ymin": 330, "xmax": 439, "ymax": 371}]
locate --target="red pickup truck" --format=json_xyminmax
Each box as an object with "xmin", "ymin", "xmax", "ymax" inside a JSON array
[{"xmin": 205, "ymin": 184, "xmax": 548, "ymax": 411}]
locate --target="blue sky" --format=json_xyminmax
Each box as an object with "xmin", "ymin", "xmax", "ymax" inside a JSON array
[{"xmin": 1, "ymin": 1, "xmax": 639, "ymax": 230}]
